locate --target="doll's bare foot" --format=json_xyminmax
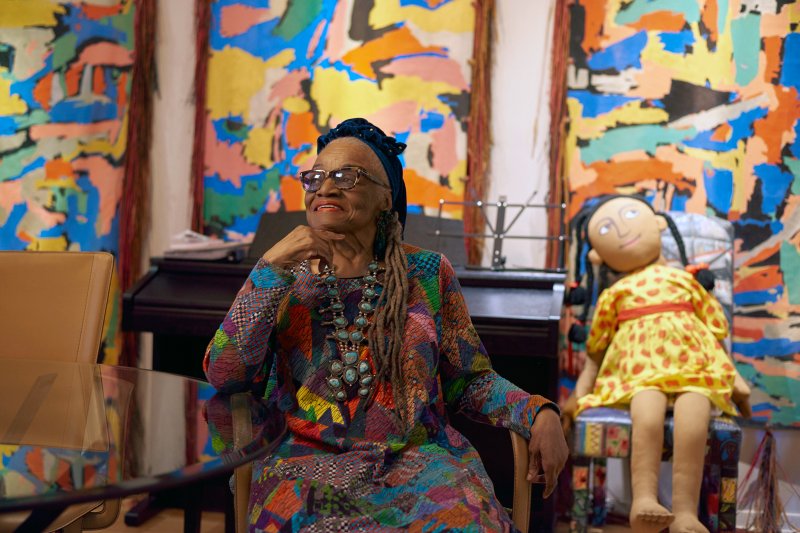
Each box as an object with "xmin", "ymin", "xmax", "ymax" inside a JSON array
[
  {"xmin": 668, "ymin": 513, "xmax": 709, "ymax": 533},
  {"xmin": 630, "ymin": 498, "xmax": 674, "ymax": 532}
]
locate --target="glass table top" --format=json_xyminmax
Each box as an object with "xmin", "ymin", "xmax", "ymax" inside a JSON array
[{"xmin": 0, "ymin": 359, "xmax": 269, "ymax": 513}]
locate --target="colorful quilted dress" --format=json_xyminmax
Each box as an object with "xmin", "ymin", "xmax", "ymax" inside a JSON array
[
  {"xmin": 576, "ymin": 263, "xmax": 737, "ymax": 415},
  {"xmin": 204, "ymin": 245, "xmax": 554, "ymax": 532}
]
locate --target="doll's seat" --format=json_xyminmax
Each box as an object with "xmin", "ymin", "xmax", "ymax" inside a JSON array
[{"xmin": 568, "ymin": 212, "xmax": 741, "ymax": 533}]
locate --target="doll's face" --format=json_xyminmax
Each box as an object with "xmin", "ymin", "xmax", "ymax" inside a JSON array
[{"xmin": 586, "ymin": 197, "xmax": 666, "ymax": 273}]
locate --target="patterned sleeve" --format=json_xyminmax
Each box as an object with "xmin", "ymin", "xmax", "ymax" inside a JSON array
[
  {"xmin": 203, "ymin": 259, "xmax": 295, "ymax": 393},
  {"xmin": 586, "ymin": 287, "xmax": 617, "ymax": 362},
  {"xmin": 688, "ymin": 275, "xmax": 729, "ymax": 341},
  {"xmin": 437, "ymin": 255, "xmax": 557, "ymax": 439}
]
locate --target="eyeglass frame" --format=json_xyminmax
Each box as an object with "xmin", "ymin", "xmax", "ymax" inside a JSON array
[{"xmin": 297, "ymin": 166, "xmax": 391, "ymax": 192}]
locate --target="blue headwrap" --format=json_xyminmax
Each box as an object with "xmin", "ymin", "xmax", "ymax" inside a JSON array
[{"xmin": 317, "ymin": 118, "xmax": 407, "ymax": 227}]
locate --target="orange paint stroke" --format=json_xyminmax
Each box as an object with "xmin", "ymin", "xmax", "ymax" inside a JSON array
[
  {"xmin": 580, "ymin": 0, "xmax": 606, "ymax": 54},
  {"xmin": 762, "ymin": 36, "xmax": 782, "ymax": 84},
  {"xmin": 629, "ymin": 10, "xmax": 686, "ymax": 33},
  {"xmin": 381, "ymin": 56, "xmax": 469, "ymax": 91},
  {"xmin": 404, "ymin": 168, "xmax": 461, "ymax": 214},
  {"xmin": 710, "ymin": 122, "xmax": 732, "ymax": 142},
  {"xmin": 739, "ymin": 241, "xmax": 781, "ymax": 268},
  {"xmin": 735, "ymin": 265, "xmax": 783, "ymax": 293},
  {"xmin": 284, "ymin": 112, "xmax": 319, "ymax": 150},
  {"xmin": 117, "ymin": 72, "xmax": 128, "ymax": 109},
  {"xmin": 219, "ymin": 5, "xmax": 274, "ymax": 38},
  {"xmin": 341, "ymin": 26, "xmax": 445, "ymax": 80},
  {"xmin": 753, "ymin": 86, "xmax": 800, "ymax": 163},
  {"xmin": 83, "ymin": 4, "xmax": 123, "ymax": 20},
  {"xmin": 280, "ymin": 176, "xmax": 305, "ymax": 212},
  {"xmin": 45, "ymin": 159, "xmax": 75, "ymax": 181},
  {"xmin": 735, "ymin": 354, "xmax": 800, "ymax": 380},
  {"xmin": 33, "ymin": 72, "xmax": 52, "ymax": 111},
  {"xmin": 93, "ymin": 65, "xmax": 106, "ymax": 95},
  {"xmin": 701, "ymin": 0, "xmax": 718, "ymax": 46}
]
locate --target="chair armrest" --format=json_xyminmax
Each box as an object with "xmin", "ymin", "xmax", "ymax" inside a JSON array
[{"xmin": 510, "ymin": 430, "xmax": 531, "ymax": 533}]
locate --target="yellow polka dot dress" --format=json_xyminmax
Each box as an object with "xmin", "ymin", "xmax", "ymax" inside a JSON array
[{"xmin": 576, "ymin": 263, "xmax": 737, "ymax": 415}]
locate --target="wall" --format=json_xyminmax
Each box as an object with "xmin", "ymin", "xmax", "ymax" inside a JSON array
[{"xmin": 486, "ymin": 0, "xmax": 555, "ymax": 269}]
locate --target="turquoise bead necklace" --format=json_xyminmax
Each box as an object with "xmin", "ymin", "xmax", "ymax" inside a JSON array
[{"xmin": 319, "ymin": 260, "xmax": 381, "ymax": 401}]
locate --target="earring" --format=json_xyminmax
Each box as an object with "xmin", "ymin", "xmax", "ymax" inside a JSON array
[{"xmin": 374, "ymin": 210, "xmax": 393, "ymax": 259}]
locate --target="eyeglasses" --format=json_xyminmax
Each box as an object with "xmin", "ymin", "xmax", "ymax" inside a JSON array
[{"xmin": 298, "ymin": 167, "xmax": 390, "ymax": 192}]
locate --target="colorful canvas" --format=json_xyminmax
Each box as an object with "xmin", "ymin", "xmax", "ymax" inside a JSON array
[
  {"xmin": 200, "ymin": 0, "xmax": 476, "ymax": 238},
  {"xmin": 563, "ymin": 0, "xmax": 800, "ymax": 426},
  {"xmin": 0, "ymin": 1, "xmax": 135, "ymax": 364}
]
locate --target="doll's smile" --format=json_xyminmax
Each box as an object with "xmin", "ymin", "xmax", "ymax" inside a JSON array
[{"xmin": 620, "ymin": 234, "xmax": 641, "ymax": 249}]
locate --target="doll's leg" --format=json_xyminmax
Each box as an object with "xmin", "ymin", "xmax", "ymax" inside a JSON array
[
  {"xmin": 669, "ymin": 392, "xmax": 711, "ymax": 533},
  {"xmin": 629, "ymin": 389, "xmax": 674, "ymax": 533}
]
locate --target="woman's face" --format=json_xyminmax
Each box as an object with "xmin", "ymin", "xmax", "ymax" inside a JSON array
[
  {"xmin": 587, "ymin": 197, "xmax": 666, "ymax": 273},
  {"xmin": 304, "ymin": 137, "xmax": 392, "ymax": 236}
]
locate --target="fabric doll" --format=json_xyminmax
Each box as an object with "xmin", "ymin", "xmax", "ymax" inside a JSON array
[{"xmin": 563, "ymin": 195, "xmax": 750, "ymax": 533}]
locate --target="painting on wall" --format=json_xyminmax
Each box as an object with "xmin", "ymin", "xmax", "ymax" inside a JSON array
[
  {"xmin": 562, "ymin": 0, "xmax": 800, "ymax": 426},
  {"xmin": 0, "ymin": 1, "xmax": 135, "ymax": 364},
  {"xmin": 197, "ymin": 0, "xmax": 477, "ymax": 239}
]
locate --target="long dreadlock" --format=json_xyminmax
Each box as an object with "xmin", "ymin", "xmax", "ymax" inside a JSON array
[{"xmin": 367, "ymin": 211, "xmax": 409, "ymax": 423}]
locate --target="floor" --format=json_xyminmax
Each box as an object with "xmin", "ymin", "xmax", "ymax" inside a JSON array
[{"xmin": 102, "ymin": 497, "xmax": 633, "ymax": 533}]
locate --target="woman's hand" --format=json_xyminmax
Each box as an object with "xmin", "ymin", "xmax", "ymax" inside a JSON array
[
  {"xmin": 528, "ymin": 408, "xmax": 569, "ymax": 497},
  {"xmin": 262, "ymin": 225, "xmax": 345, "ymax": 269}
]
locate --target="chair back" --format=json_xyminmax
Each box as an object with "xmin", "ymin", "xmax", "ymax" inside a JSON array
[{"xmin": 0, "ymin": 251, "xmax": 114, "ymax": 363}]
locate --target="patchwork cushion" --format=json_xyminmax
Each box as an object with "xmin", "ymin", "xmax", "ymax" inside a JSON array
[{"xmin": 574, "ymin": 407, "xmax": 741, "ymax": 460}]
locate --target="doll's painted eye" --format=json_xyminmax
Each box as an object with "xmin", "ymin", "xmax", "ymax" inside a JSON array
[
  {"xmin": 598, "ymin": 224, "xmax": 611, "ymax": 235},
  {"xmin": 623, "ymin": 208, "xmax": 639, "ymax": 219}
]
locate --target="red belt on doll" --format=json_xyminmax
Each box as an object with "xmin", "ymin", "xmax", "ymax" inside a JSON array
[{"xmin": 618, "ymin": 302, "xmax": 693, "ymax": 322}]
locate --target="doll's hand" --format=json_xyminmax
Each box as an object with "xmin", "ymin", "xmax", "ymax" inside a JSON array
[
  {"xmin": 528, "ymin": 407, "xmax": 569, "ymax": 498},
  {"xmin": 733, "ymin": 372, "xmax": 752, "ymax": 419}
]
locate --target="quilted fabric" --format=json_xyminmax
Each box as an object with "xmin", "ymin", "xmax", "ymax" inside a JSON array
[{"xmin": 205, "ymin": 245, "xmax": 555, "ymax": 532}]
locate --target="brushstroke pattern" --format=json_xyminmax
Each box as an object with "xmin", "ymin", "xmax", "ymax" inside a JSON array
[
  {"xmin": 200, "ymin": 0, "xmax": 475, "ymax": 238},
  {"xmin": 563, "ymin": 0, "xmax": 800, "ymax": 426},
  {"xmin": 0, "ymin": 1, "xmax": 135, "ymax": 364}
]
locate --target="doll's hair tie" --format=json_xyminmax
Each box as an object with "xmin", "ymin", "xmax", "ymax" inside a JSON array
[{"xmin": 685, "ymin": 262, "xmax": 709, "ymax": 275}]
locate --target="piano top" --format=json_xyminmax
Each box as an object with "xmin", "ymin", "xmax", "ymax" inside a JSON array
[{"xmin": 123, "ymin": 257, "xmax": 565, "ymax": 338}]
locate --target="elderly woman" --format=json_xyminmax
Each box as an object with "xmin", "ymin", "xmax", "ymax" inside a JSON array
[{"xmin": 204, "ymin": 118, "xmax": 568, "ymax": 531}]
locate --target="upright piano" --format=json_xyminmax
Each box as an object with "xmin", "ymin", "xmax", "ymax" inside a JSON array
[{"xmin": 123, "ymin": 213, "xmax": 565, "ymax": 531}]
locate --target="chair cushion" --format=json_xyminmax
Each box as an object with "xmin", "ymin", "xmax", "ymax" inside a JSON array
[{"xmin": 574, "ymin": 407, "xmax": 741, "ymax": 459}]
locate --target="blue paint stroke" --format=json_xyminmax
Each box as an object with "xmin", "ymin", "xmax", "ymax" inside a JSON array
[
  {"xmin": 49, "ymin": 100, "xmax": 118, "ymax": 124},
  {"xmin": 615, "ymin": 0, "xmax": 701, "ymax": 25},
  {"xmin": 702, "ymin": 165, "xmax": 732, "ymax": 214},
  {"xmin": 659, "ymin": 30, "xmax": 695, "ymax": 54},
  {"xmin": 568, "ymin": 91, "xmax": 640, "ymax": 118},
  {"xmin": 0, "ymin": 116, "xmax": 16, "ymax": 135},
  {"xmin": 420, "ymin": 111, "xmax": 445, "ymax": 132},
  {"xmin": 734, "ymin": 287, "xmax": 783, "ymax": 306},
  {"xmin": 213, "ymin": 116, "xmax": 251, "ymax": 145},
  {"xmin": 400, "ymin": 0, "xmax": 455, "ymax": 8},
  {"xmin": 780, "ymin": 33, "xmax": 800, "ymax": 90},
  {"xmin": 587, "ymin": 31, "xmax": 648, "ymax": 71},
  {"xmin": 753, "ymin": 163, "xmax": 794, "ymax": 215},
  {"xmin": 682, "ymin": 105, "xmax": 768, "ymax": 152},
  {"xmin": 581, "ymin": 125, "xmax": 695, "ymax": 165},
  {"xmin": 734, "ymin": 337, "xmax": 800, "ymax": 359},
  {"xmin": 0, "ymin": 204, "xmax": 28, "ymax": 250}
]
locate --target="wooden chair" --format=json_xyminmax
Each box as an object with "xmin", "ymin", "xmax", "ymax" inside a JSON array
[
  {"xmin": 568, "ymin": 212, "xmax": 742, "ymax": 533},
  {"xmin": 230, "ymin": 399, "xmax": 534, "ymax": 533},
  {"xmin": 0, "ymin": 250, "xmax": 118, "ymax": 533}
]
